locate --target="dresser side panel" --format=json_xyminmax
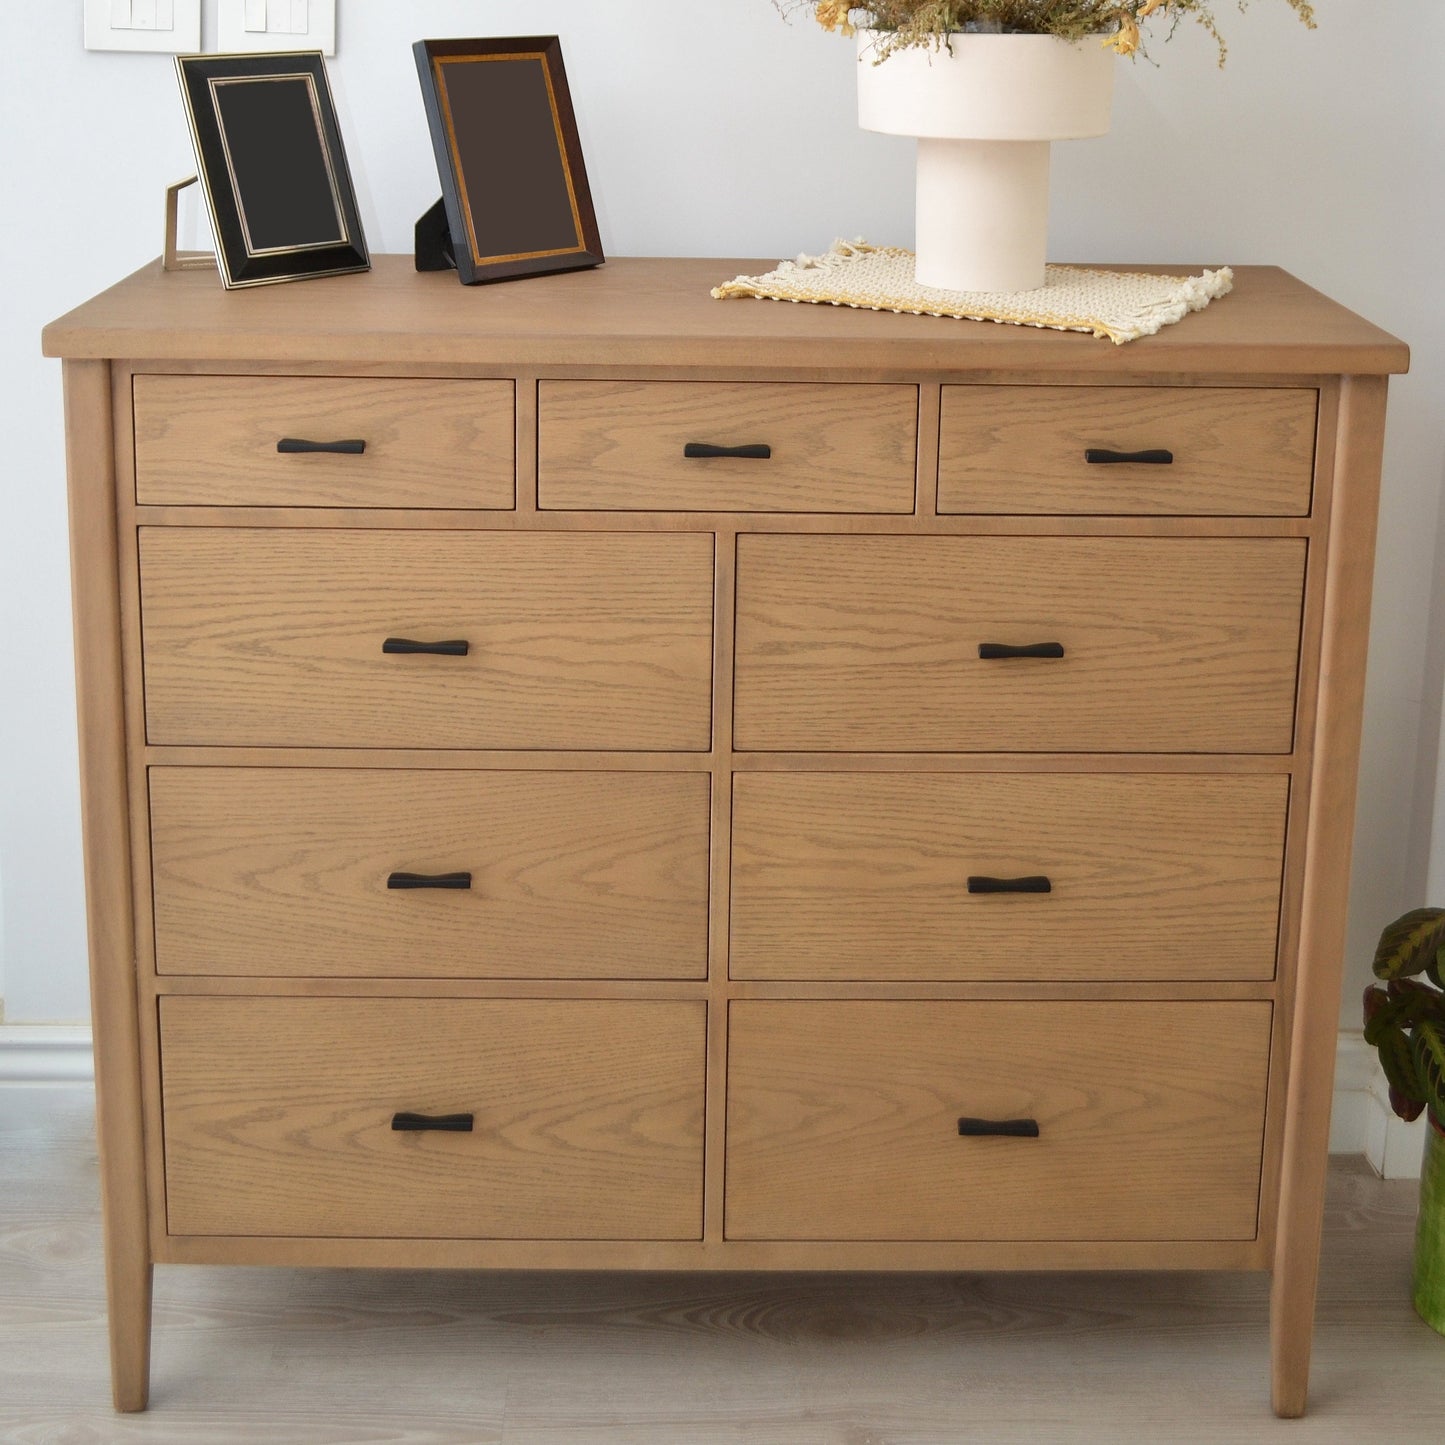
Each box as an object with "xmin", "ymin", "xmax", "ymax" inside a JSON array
[
  {"xmin": 61, "ymin": 358, "xmax": 152, "ymax": 1411},
  {"xmin": 1269, "ymin": 374, "xmax": 1390, "ymax": 1417}
]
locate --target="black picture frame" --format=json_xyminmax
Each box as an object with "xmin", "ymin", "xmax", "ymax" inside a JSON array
[
  {"xmin": 176, "ymin": 51, "xmax": 369, "ymax": 290},
  {"xmin": 413, "ymin": 37, "xmax": 604, "ymax": 285}
]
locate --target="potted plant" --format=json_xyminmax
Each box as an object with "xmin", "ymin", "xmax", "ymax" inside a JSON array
[
  {"xmin": 780, "ymin": 2, "xmax": 1317, "ymax": 292},
  {"xmin": 1362, "ymin": 907, "xmax": 1445, "ymax": 1334}
]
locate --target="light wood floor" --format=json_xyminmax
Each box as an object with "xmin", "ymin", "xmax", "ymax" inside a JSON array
[{"xmin": 1, "ymin": 1086, "xmax": 1439, "ymax": 1443}]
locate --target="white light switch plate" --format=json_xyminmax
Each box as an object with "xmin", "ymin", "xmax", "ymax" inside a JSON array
[
  {"xmin": 217, "ymin": 0, "xmax": 336, "ymax": 56},
  {"xmin": 84, "ymin": 0, "xmax": 200, "ymax": 52}
]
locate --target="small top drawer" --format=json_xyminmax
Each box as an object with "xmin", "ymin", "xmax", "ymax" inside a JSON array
[
  {"xmin": 538, "ymin": 380, "xmax": 917, "ymax": 512},
  {"xmin": 938, "ymin": 385, "xmax": 1316, "ymax": 516},
  {"xmin": 133, "ymin": 375, "xmax": 515, "ymax": 508}
]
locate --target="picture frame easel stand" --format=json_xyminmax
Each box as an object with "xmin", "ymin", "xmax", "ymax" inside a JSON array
[{"xmin": 162, "ymin": 176, "xmax": 216, "ymax": 273}]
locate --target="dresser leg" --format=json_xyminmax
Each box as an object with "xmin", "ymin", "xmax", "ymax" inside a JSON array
[
  {"xmin": 1269, "ymin": 377, "xmax": 1394, "ymax": 1418},
  {"xmin": 1269, "ymin": 1247, "xmax": 1316, "ymax": 1418},
  {"xmin": 1268, "ymin": 950, "xmax": 1338, "ymax": 1422},
  {"xmin": 93, "ymin": 1027, "xmax": 155, "ymax": 1413},
  {"xmin": 106, "ymin": 1253, "xmax": 153, "ymax": 1411},
  {"xmin": 61, "ymin": 359, "xmax": 155, "ymax": 1412}
]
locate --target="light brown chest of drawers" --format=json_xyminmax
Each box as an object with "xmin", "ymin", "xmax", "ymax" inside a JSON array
[{"xmin": 43, "ymin": 257, "xmax": 1407, "ymax": 1417}]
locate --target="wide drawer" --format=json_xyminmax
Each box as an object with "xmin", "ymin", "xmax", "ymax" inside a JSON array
[
  {"xmin": 537, "ymin": 381, "xmax": 917, "ymax": 512},
  {"xmin": 730, "ymin": 772, "xmax": 1288, "ymax": 982},
  {"xmin": 733, "ymin": 535, "xmax": 1305, "ymax": 753},
  {"xmin": 134, "ymin": 375, "xmax": 515, "ymax": 508},
  {"xmin": 725, "ymin": 1001, "xmax": 1272, "ymax": 1241},
  {"xmin": 937, "ymin": 385, "xmax": 1316, "ymax": 516},
  {"xmin": 139, "ymin": 529, "xmax": 714, "ymax": 749},
  {"xmin": 161, "ymin": 997, "xmax": 706, "ymax": 1238},
  {"xmin": 150, "ymin": 768, "xmax": 711, "ymax": 979}
]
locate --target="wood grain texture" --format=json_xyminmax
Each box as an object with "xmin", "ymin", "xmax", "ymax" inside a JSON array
[
  {"xmin": 938, "ymin": 385, "xmax": 1316, "ymax": 515},
  {"xmin": 133, "ymin": 375, "xmax": 515, "ymax": 508},
  {"xmin": 154, "ymin": 978, "xmax": 710, "ymax": 1000},
  {"xmin": 726, "ymin": 1000, "xmax": 1272, "ymax": 1242},
  {"xmin": 733, "ymin": 535, "xmax": 1305, "ymax": 753},
  {"xmin": 153, "ymin": 1232, "xmax": 1265, "ymax": 1273},
  {"xmin": 730, "ymin": 772, "xmax": 1288, "ymax": 982},
  {"xmin": 705, "ymin": 530, "xmax": 739, "ymax": 1248},
  {"xmin": 3, "ymin": 1090, "xmax": 1433, "ymax": 1441},
  {"xmin": 132, "ymin": 506, "xmax": 1314, "ymax": 537},
  {"xmin": 61, "ymin": 359, "xmax": 153, "ymax": 1412},
  {"xmin": 112, "ymin": 366, "xmax": 175, "ymax": 1274},
  {"xmin": 1271, "ymin": 377, "xmax": 1390, "ymax": 1417},
  {"xmin": 1257, "ymin": 381, "xmax": 1342, "ymax": 1259},
  {"xmin": 148, "ymin": 767, "xmax": 711, "ymax": 979},
  {"xmin": 40, "ymin": 257, "xmax": 1411, "ymax": 376},
  {"xmin": 159, "ymin": 998, "xmax": 706, "ymax": 1240},
  {"xmin": 538, "ymin": 380, "xmax": 917, "ymax": 512},
  {"xmin": 138, "ymin": 529, "xmax": 714, "ymax": 749},
  {"xmin": 43, "ymin": 258, "xmax": 1408, "ymax": 1417}
]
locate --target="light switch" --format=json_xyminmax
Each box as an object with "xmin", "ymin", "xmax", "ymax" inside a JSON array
[
  {"xmin": 85, "ymin": 0, "xmax": 198, "ymax": 51},
  {"xmin": 217, "ymin": 0, "xmax": 336, "ymax": 54}
]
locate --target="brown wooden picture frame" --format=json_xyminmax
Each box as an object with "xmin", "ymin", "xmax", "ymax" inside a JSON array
[{"xmin": 413, "ymin": 36, "xmax": 604, "ymax": 285}]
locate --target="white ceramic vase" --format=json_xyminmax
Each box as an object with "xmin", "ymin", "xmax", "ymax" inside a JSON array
[{"xmin": 857, "ymin": 30, "xmax": 1115, "ymax": 293}]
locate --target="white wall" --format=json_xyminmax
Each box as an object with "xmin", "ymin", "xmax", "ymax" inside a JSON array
[{"xmin": 2, "ymin": 1, "xmax": 1441, "ymax": 1022}]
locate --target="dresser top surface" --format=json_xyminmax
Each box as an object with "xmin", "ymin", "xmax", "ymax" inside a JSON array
[{"xmin": 42, "ymin": 255, "xmax": 1408, "ymax": 377}]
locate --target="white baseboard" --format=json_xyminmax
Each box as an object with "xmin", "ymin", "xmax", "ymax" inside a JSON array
[
  {"xmin": 0, "ymin": 1024, "xmax": 1428, "ymax": 1176},
  {"xmin": 0, "ymin": 1025, "xmax": 95, "ymax": 1084},
  {"xmin": 1362, "ymin": 1054, "xmax": 1431, "ymax": 1180},
  {"xmin": 1328, "ymin": 1031, "xmax": 1377, "ymax": 1156},
  {"xmin": 1313, "ymin": 1032, "xmax": 1427, "ymax": 1179}
]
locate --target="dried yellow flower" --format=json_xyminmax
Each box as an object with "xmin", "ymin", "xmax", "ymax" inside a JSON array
[
  {"xmin": 1108, "ymin": 12, "xmax": 1141, "ymax": 54},
  {"xmin": 815, "ymin": 0, "xmax": 857, "ymax": 35},
  {"xmin": 779, "ymin": 2, "xmax": 1317, "ymax": 66}
]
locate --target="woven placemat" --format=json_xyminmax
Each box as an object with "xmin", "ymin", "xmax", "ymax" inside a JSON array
[{"xmin": 712, "ymin": 241, "xmax": 1233, "ymax": 345}]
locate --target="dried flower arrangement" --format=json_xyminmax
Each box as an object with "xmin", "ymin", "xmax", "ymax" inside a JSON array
[{"xmin": 788, "ymin": 1, "xmax": 1316, "ymax": 64}]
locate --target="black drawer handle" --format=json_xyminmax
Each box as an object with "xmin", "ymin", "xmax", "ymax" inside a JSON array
[
  {"xmin": 683, "ymin": 442, "xmax": 772, "ymax": 460},
  {"xmin": 1084, "ymin": 448, "xmax": 1173, "ymax": 465},
  {"xmin": 967, "ymin": 875, "xmax": 1052, "ymax": 895},
  {"xmin": 277, "ymin": 437, "xmax": 366, "ymax": 455},
  {"xmin": 382, "ymin": 638, "xmax": 470, "ymax": 656},
  {"xmin": 387, "ymin": 871, "xmax": 473, "ymax": 891},
  {"xmin": 958, "ymin": 1117, "xmax": 1040, "ymax": 1138},
  {"xmin": 978, "ymin": 642, "xmax": 1065, "ymax": 660},
  {"xmin": 391, "ymin": 1112, "xmax": 474, "ymax": 1132}
]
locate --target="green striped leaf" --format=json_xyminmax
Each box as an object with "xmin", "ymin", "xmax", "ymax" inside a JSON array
[
  {"xmin": 1373, "ymin": 908, "xmax": 1445, "ymax": 981},
  {"xmin": 1377, "ymin": 1023, "xmax": 1427, "ymax": 1113},
  {"xmin": 1363, "ymin": 983, "xmax": 1391, "ymax": 1033},
  {"xmin": 1415, "ymin": 1020, "xmax": 1445, "ymax": 1126},
  {"xmin": 1364, "ymin": 989, "xmax": 1422, "ymax": 1046},
  {"xmin": 1387, "ymin": 978, "xmax": 1445, "ymax": 1027}
]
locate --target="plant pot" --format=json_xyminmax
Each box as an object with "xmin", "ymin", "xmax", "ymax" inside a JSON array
[
  {"xmin": 856, "ymin": 30, "xmax": 1115, "ymax": 293},
  {"xmin": 1417, "ymin": 1116, "xmax": 1445, "ymax": 1334}
]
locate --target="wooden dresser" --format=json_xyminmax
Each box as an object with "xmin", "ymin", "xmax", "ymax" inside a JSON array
[{"xmin": 42, "ymin": 257, "xmax": 1408, "ymax": 1415}]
